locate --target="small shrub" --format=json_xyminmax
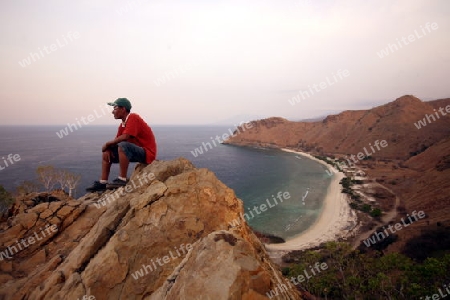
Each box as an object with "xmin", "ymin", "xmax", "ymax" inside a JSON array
[
  {"xmin": 362, "ymin": 204, "xmax": 372, "ymax": 213},
  {"xmin": 370, "ymin": 208, "xmax": 382, "ymax": 218}
]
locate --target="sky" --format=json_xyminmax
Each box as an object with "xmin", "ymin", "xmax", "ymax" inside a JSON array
[{"xmin": 0, "ymin": 0, "xmax": 449, "ymax": 125}]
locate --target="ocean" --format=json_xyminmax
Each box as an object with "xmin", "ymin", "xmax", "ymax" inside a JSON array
[{"xmin": 0, "ymin": 125, "xmax": 332, "ymax": 240}]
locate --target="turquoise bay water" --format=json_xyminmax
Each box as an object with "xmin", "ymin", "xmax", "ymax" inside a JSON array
[
  {"xmin": 223, "ymin": 146, "xmax": 332, "ymax": 239},
  {"xmin": 0, "ymin": 125, "xmax": 331, "ymax": 239}
]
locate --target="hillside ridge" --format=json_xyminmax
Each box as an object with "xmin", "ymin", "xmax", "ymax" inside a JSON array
[{"xmin": 227, "ymin": 95, "xmax": 450, "ymax": 160}]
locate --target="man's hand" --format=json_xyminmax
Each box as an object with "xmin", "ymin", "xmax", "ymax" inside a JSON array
[
  {"xmin": 102, "ymin": 135, "xmax": 129, "ymax": 152},
  {"xmin": 102, "ymin": 142, "xmax": 113, "ymax": 152}
]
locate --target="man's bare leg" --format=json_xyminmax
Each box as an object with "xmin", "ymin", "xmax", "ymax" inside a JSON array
[
  {"xmin": 101, "ymin": 150, "xmax": 113, "ymax": 181},
  {"xmin": 118, "ymin": 147, "xmax": 129, "ymax": 179}
]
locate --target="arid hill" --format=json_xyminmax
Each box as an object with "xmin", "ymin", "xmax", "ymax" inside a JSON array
[
  {"xmin": 225, "ymin": 95, "xmax": 450, "ymax": 254},
  {"xmin": 226, "ymin": 95, "xmax": 450, "ymax": 160},
  {"xmin": 0, "ymin": 159, "xmax": 302, "ymax": 300}
]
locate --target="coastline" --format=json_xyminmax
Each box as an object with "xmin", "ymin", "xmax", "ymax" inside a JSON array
[{"xmin": 266, "ymin": 148, "xmax": 358, "ymax": 252}]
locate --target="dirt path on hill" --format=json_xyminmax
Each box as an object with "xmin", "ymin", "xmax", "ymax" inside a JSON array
[{"xmin": 351, "ymin": 180, "xmax": 400, "ymax": 248}]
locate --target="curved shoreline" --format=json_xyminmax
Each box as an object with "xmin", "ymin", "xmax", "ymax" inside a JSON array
[{"xmin": 266, "ymin": 148, "xmax": 358, "ymax": 252}]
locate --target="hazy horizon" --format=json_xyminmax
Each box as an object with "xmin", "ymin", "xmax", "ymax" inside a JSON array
[
  {"xmin": 1, "ymin": 0, "xmax": 449, "ymax": 126},
  {"xmin": 0, "ymin": 95, "xmax": 446, "ymax": 126}
]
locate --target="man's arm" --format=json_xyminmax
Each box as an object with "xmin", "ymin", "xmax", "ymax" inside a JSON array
[{"xmin": 102, "ymin": 134, "xmax": 131, "ymax": 152}]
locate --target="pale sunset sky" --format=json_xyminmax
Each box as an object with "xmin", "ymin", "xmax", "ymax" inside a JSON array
[{"xmin": 0, "ymin": 0, "xmax": 449, "ymax": 125}]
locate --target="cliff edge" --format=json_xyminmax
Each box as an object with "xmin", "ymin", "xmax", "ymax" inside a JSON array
[{"xmin": 0, "ymin": 158, "xmax": 301, "ymax": 300}]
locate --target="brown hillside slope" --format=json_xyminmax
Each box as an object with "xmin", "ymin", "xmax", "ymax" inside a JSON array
[
  {"xmin": 428, "ymin": 97, "xmax": 450, "ymax": 110},
  {"xmin": 226, "ymin": 95, "xmax": 450, "ymax": 160},
  {"xmin": 361, "ymin": 137, "xmax": 450, "ymax": 253},
  {"xmin": 0, "ymin": 159, "xmax": 302, "ymax": 300}
]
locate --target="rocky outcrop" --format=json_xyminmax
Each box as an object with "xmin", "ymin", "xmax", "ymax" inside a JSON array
[{"xmin": 0, "ymin": 158, "xmax": 302, "ymax": 300}]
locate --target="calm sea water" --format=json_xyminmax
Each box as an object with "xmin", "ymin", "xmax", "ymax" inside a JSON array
[{"xmin": 0, "ymin": 125, "xmax": 331, "ymax": 239}]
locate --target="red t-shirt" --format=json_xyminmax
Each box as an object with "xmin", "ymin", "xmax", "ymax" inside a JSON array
[{"xmin": 116, "ymin": 113, "xmax": 157, "ymax": 163}]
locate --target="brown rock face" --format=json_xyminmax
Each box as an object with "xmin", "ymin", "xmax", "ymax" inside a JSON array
[{"xmin": 0, "ymin": 158, "xmax": 301, "ymax": 300}]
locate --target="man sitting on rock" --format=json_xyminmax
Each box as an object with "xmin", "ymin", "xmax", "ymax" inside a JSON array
[{"xmin": 86, "ymin": 98, "xmax": 157, "ymax": 192}]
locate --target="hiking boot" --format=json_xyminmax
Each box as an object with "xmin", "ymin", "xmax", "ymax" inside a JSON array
[
  {"xmin": 106, "ymin": 178, "xmax": 128, "ymax": 190},
  {"xmin": 86, "ymin": 181, "xmax": 107, "ymax": 192}
]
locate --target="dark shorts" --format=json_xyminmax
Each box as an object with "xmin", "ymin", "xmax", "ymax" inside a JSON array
[{"xmin": 110, "ymin": 142, "xmax": 146, "ymax": 164}]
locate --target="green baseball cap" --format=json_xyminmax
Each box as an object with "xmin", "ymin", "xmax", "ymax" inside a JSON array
[{"xmin": 107, "ymin": 98, "xmax": 132, "ymax": 110}]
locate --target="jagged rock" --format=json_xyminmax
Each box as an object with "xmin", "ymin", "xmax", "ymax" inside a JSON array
[
  {"xmin": 49, "ymin": 201, "xmax": 63, "ymax": 213},
  {"xmin": 40, "ymin": 208, "xmax": 54, "ymax": 219},
  {"xmin": 0, "ymin": 158, "xmax": 302, "ymax": 300},
  {"xmin": 149, "ymin": 230, "xmax": 280, "ymax": 300},
  {"xmin": 32, "ymin": 202, "xmax": 49, "ymax": 214},
  {"xmin": 11, "ymin": 212, "xmax": 38, "ymax": 229}
]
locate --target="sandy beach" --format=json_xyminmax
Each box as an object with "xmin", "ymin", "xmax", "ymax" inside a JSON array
[{"xmin": 266, "ymin": 149, "xmax": 358, "ymax": 253}]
